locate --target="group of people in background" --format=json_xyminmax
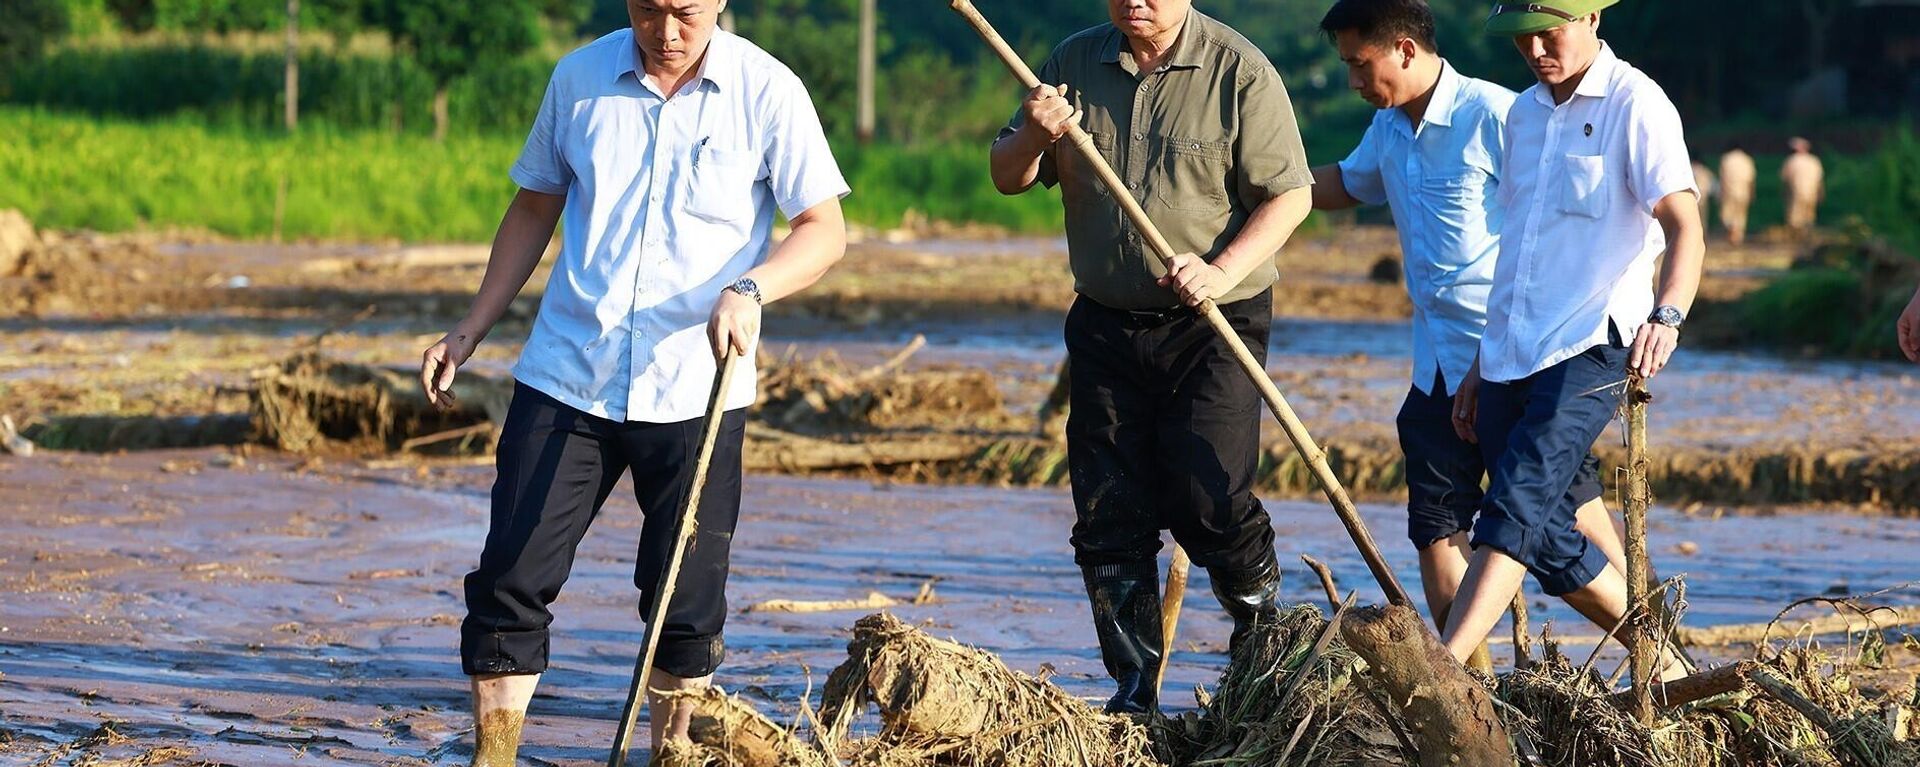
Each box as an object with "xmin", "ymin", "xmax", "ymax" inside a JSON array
[{"xmin": 1694, "ymin": 137, "xmax": 1826, "ymax": 245}]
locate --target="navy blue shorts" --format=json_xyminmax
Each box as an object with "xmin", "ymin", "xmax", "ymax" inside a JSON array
[
  {"xmin": 1398, "ymin": 372, "xmax": 1602, "ymax": 549},
  {"xmin": 1471, "ymin": 341, "xmax": 1629, "ymax": 597}
]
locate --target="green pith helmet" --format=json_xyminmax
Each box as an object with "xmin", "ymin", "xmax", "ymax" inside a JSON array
[{"xmin": 1484, "ymin": 0, "xmax": 1619, "ymax": 35}]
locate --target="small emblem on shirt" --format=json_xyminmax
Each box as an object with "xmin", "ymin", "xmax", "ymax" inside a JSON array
[{"xmin": 1583, "ymin": 123, "xmax": 1593, "ymax": 137}]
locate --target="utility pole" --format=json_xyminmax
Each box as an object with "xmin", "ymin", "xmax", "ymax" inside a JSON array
[
  {"xmin": 284, "ymin": 0, "xmax": 299, "ymax": 132},
  {"xmin": 856, "ymin": 0, "xmax": 876, "ymax": 143}
]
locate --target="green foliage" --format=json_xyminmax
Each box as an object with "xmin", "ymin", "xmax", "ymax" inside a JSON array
[
  {"xmin": 835, "ymin": 140, "xmax": 1062, "ymax": 232},
  {"xmin": 1726, "ymin": 267, "xmax": 1910, "ymax": 359},
  {"xmin": 7, "ymin": 42, "xmax": 548, "ymax": 134},
  {"xmin": 0, "ymin": 107, "xmax": 1066, "ymax": 240},
  {"xmin": 0, "ymin": 0, "xmax": 72, "ymax": 73}
]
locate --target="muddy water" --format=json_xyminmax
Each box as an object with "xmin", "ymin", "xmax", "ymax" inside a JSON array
[
  {"xmin": 3, "ymin": 449, "xmax": 1916, "ymax": 765},
  {"xmin": 766, "ymin": 314, "xmax": 1920, "ymax": 451}
]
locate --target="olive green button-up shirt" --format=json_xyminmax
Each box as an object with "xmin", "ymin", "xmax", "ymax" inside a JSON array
[{"xmin": 999, "ymin": 11, "xmax": 1311, "ymax": 310}]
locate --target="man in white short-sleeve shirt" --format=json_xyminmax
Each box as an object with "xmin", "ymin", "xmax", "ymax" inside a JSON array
[
  {"xmin": 1439, "ymin": 0, "xmax": 1703, "ymax": 678},
  {"xmin": 416, "ymin": 0, "xmax": 850, "ymax": 760},
  {"xmin": 1306, "ymin": 0, "xmax": 1626, "ymax": 651}
]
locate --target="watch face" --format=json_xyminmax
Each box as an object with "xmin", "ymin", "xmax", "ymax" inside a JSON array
[{"xmin": 1654, "ymin": 306, "xmax": 1684, "ymax": 327}]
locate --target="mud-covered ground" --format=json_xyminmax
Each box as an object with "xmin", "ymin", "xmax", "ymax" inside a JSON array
[
  {"xmin": 4, "ymin": 449, "xmax": 1919, "ymax": 765},
  {"xmin": 4, "ymin": 229, "xmax": 1918, "ymax": 764}
]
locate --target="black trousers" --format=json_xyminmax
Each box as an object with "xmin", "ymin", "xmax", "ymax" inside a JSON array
[
  {"xmin": 1064, "ymin": 292, "xmax": 1277, "ymax": 577},
  {"xmin": 461, "ymin": 383, "xmax": 745, "ymax": 679}
]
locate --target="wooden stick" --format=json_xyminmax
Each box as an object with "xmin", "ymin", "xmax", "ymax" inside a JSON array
[
  {"xmin": 1342, "ymin": 605, "xmax": 1516, "ymax": 765},
  {"xmin": 1676, "ymin": 605, "xmax": 1920, "ymax": 648},
  {"xmin": 1624, "ymin": 377, "xmax": 1656, "ymax": 726},
  {"xmin": 607, "ymin": 351, "xmax": 739, "ymax": 767},
  {"xmin": 1511, "ymin": 594, "xmax": 1534, "ymax": 669},
  {"xmin": 1300, "ymin": 555, "xmax": 1341, "ymax": 611},
  {"xmin": 1605, "ymin": 660, "xmax": 1754, "ymax": 711},
  {"xmin": 1152, "ymin": 545, "xmax": 1190, "ymax": 707},
  {"xmin": 949, "ymin": 0, "xmax": 1412, "ymax": 609}
]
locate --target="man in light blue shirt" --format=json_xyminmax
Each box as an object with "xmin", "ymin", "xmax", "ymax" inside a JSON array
[
  {"xmin": 1307, "ymin": 0, "xmax": 1624, "ymax": 641},
  {"xmin": 416, "ymin": 0, "xmax": 850, "ymax": 761}
]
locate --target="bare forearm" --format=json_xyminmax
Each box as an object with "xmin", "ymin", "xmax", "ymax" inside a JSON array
[
  {"xmin": 458, "ymin": 189, "xmax": 565, "ymax": 339},
  {"xmin": 990, "ymin": 129, "xmax": 1049, "ymax": 195},
  {"xmin": 746, "ymin": 199, "xmax": 847, "ymax": 303},
  {"xmin": 1652, "ymin": 193, "xmax": 1706, "ymax": 314},
  {"xmin": 1309, "ymin": 165, "xmax": 1361, "ymax": 211},
  {"xmin": 1213, "ymin": 185, "xmax": 1313, "ymax": 284}
]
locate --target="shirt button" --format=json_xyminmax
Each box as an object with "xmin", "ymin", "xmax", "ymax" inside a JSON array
[{"xmin": 1133, "ymin": 133, "xmax": 1144, "ymax": 141}]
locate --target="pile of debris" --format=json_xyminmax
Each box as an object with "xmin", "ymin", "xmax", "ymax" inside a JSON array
[
  {"xmin": 758, "ymin": 338, "xmax": 1010, "ymax": 435},
  {"xmin": 668, "ymin": 604, "xmax": 1918, "ymax": 767}
]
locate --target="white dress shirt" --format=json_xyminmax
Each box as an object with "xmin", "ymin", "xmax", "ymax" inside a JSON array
[
  {"xmin": 507, "ymin": 28, "xmax": 850, "ymax": 422},
  {"xmin": 1479, "ymin": 44, "xmax": 1696, "ymax": 384},
  {"xmin": 1338, "ymin": 62, "xmax": 1514, "ymax": 396}
]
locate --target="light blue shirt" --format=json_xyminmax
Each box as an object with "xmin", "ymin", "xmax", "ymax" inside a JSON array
[
  {"xmin": 1337, "ymin": 62, "xmax": 1513, "ymax": 396},
  {"xmin": 508, "ymin": 28, "xmax": 849, "ymax": 423}
]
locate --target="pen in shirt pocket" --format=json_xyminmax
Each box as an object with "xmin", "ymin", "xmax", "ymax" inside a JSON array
[{"xmin": 694, "ymin": 136, "xmax": 709, "ymax": 165}]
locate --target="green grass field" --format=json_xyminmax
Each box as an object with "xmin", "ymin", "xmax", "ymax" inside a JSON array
[{"xmin": 0, "ymin": 107, "xmax": 1067, "ymax": 241}]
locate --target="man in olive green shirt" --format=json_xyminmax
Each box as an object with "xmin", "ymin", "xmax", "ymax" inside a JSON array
[{"xmin": 989, "ymin": 0, "xmax": 1313, "ymax": 714}]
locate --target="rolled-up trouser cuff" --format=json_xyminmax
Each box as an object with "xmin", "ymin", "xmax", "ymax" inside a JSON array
[
  {"xmin": 461, "ymin": 626, "xmax": 550, "ymax": 676},
  {"xmin": 653, "ymin": 633, "xmax": 726, "ymax": 679},
  {"xmin": 1470, "ymin": 515, "xmax": 1610, "ymax": 597},
  {"xmin": 1408, "ymin": 503, "xmax": 1475, "ymax": 549}
]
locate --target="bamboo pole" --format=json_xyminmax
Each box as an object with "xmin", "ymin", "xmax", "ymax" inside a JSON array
[
  {"xmin": 608, "ymin": 352, "xmax": 739, "ymax": 766},
  {"xmin": 1152, "ymin": 546, "xmax": 1189, "ymax": 705},
  {"xmin": 949, "ymin": 0, "xmax": 1412, "ymax": 609},
  {"xmin": 1625, "ymin": 377, "xmax": 1655, "ymax": 726}
]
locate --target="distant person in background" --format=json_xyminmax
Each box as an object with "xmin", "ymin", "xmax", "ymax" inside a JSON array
[
  {"xmin": 1899, "ymin": 283, "xmax": 1920, "ymax": 363},
  {"xmin": 1305, "ymin": 0, "xmax": 1627, "ymax": 641},
  {"xmin": 1718, "ymin": 144, "xmax": 1755, "ymax": 245},
  {"xmin": 1782, "ymin": 136, "xmax": 1825, "ymax": 238},
  {"xmin": 1691, "ymin": 158, "xmax": 1716, "ymax": 235}
]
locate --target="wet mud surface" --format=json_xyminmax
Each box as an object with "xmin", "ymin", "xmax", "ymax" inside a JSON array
[{"xmin": 4, "ymin": 450, "xmax": 1918, "ymax": 765}]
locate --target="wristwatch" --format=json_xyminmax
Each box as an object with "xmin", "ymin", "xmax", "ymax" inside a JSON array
[
  {"xmin": 726, "ymin": 277, "xmax": 763, "ymax": 305},
  {"xmin": 1649, "ymin": 304, "xmax": 1685, "ymax": 330}
]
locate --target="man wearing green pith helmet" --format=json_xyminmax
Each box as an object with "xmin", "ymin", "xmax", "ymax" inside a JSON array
[{"xmin": 1439, "ymin": 0, "xmax": 1705, "ymax": 679}]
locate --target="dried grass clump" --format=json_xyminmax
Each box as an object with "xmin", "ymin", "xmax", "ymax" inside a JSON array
[
  {"xmin": 249, "ymin": 352, "xmax": 506, "ymax": 453},
  {"xmin": 1162, "ymin": 604, "xmax": 1409, "ymax": 766},
  {"xmin": 758, "ymin": 344, "xmax": 1007, "ymax": 435},
  {"xmin": 817, "ymin": 613, "xmax": 1156, "ymax": 767}
]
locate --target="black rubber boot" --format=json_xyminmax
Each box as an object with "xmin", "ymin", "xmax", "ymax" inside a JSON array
[
  {"xmin": 1082, "ymin": 562, "xmax": 1164, "ymax": 714},
  {"xmin": 1209, "ymin": 554, "xmax": 1282, "ymax": 655}
]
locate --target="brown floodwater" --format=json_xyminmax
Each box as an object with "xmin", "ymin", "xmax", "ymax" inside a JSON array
[{"xmin": 3, "ymin": 448, "xmax": 1916, "ymax": 765}]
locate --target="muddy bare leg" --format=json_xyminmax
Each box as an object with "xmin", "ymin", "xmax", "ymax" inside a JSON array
[
  {"xmin": 647, "ymin": 669, "xmax": 714, "ymax": 750},
  {"xmin": 1557, "ymin": 566, "xmax": 1691, "ymax": 682},
  {"xmin": 472, "ymin": 672, "xmax": 539, "ymax": 767}
]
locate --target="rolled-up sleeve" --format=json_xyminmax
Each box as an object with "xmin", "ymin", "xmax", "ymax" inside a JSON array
[
  {"xmin": 510, "ymin": 74, "xmax": 573, "ymax": 195},
  {"xmin": 1234, "ymin": 64, "xmax": 1312, "ymax": 205},
  {"xmin": 995, "ymin": 52, "xmax": 1063, "ymax": 189},
  {"xmin": 763, "ymin": 74, "xmax": 851, "ymax": 219}
]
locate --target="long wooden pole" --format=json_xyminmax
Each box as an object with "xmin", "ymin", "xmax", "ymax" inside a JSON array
[
  {"xmin": 949, "ymin": 0, "xmax": 1412, "ymax": 608},
  {"xmin": 608, "ymin": 352, "xmax": 739, "ymax": 766},
  {"xmin": 1625, "ymin": 377, "xmax": 1655, "ymax": 725},
  {"xmin": 856, "ymin": 0, "xmax": 877, "ymax": 143}
]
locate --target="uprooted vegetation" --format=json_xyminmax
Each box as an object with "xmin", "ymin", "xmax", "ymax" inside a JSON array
[{"xmin": 663, "ymin": 602, "xmax": 1919, "ymax": 767}]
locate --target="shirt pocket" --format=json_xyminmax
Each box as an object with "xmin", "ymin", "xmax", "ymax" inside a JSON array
[
  {"xmin": 685, "ymin": 144, "xmax": 761, "ymax": 224},
  {"xmin": 1063, "ymin": 130, "xmax": 1115, "ymax": 207},
  {"xmin": 1156, "ymin": 136, "xmax": 1230, "ymax": 213},
  {"xmin": 1556, "ymin": 153, "xmax": 1609, "ymax": 220}
]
